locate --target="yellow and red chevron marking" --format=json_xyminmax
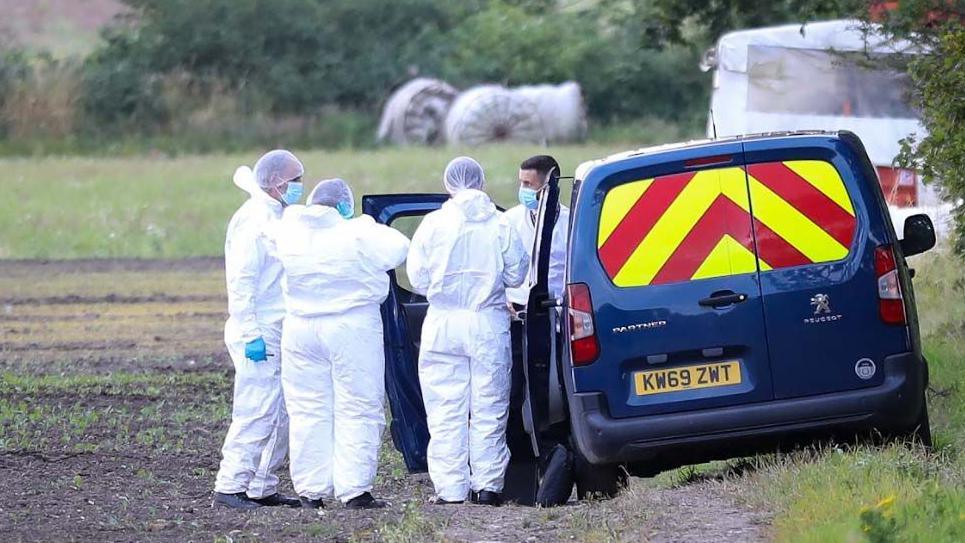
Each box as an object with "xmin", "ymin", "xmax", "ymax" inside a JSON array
[{"xmin": 597, "ymin": 160, "xmax": 856, "ymax": 287}]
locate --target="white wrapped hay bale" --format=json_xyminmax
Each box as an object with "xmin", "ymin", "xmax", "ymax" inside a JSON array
[
  {"xmin": 444, "ymin": 85, "xmax": 546, "ymax": 146},
  {"xmin": 377, "ymin": 78, "xmax": 458, "ymax": 145},
  {"xmin": 512, "ymin": 81, "xmax": 587, "ymax": 143}
]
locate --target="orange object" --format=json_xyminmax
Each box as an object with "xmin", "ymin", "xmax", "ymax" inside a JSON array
[{"xmin": 876, "ymin": 166, "xmax": 918, "ymax": 206}]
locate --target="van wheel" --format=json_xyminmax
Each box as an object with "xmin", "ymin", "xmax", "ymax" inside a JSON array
[
  {"xmin": 535, "ymin": 444, "xmax": 574, "ymax": 507},
  {"xmin": 886, "ymin": 398, "xmax": 932, "ymax": 448},
  {"xmin": 572, "ymin": 450, "xmax": 628, "ymax": 500},
  {"xmin": 909, "ymin": 400, "xmax": 932, "ymax": 448}
]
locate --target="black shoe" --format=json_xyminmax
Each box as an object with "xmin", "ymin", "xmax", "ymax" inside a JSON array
[
  {"xmin": 428, "ymin": 496, "xmax": 464, "ymax": 505},
  {"xmin": 471, "ymin": 490, "xmax": 503, "ymax": 507},
  {"xmin": 250, "ymin": 493, "xmax": 301, "ymax": 508},
  {"xmin": 212, "ymin": 491, "xmax": 262, "ymax": 510},
  {"xmin": 299, "ymin": 496, "xmax": 325, "ymax": 509},
  {"xmin": 345, "ymin": 492, "xmax": 387, "ymax": 510}
]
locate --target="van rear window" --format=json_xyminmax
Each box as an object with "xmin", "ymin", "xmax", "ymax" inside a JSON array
[
  {"xmin": 596, "ymin": 160, "xmax": 855, "ymax": 287},
  {"xmin": 745, "ymin": 160, "xmax": 855, "ymax": 270}
]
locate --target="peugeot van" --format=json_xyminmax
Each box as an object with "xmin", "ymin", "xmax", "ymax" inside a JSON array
[{"xmin": 364, "ymin": 131, "xmax": 936, "ymax": 505}]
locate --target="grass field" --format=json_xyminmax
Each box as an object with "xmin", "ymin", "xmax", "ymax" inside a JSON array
[
  {"xmin": 0, "ymin": 143, "xmax": 632, "ymax": 259},
  {"xmin": 1, "ymin": 145, "xmax": 963, "ymax": 541}
]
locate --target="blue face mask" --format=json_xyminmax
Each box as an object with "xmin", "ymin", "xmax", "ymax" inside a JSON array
[
  {"xmin": 336, "ymin": 201, "xmax": 354, "ymax": 219},
  {"xmin": 518, "ymin": 186, "xmax": 539, "ymax": 210},
  {"xmin": 282, "ymin": 181, "xmax": 303, "ymax": 205}
]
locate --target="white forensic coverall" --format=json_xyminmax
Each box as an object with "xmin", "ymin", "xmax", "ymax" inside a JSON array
[
  {"xmin": 406, "ymin": 189, "xmax": 529, "ymax": 501},
  {"xmin": 275, "ymin": 206, "xmax": 410, "ymax": 502},
  {"xmin": 504, "ymin": 204, "xmax": 570, "ymax": 306},
  {"xmin": 214, "ymin": 172, "xmax": 289, "ymax": 500}
]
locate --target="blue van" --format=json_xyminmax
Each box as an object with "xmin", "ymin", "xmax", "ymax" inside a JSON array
[{"xmin": 364, "ymin": 131, "xmax": 936, "ymax": 505}]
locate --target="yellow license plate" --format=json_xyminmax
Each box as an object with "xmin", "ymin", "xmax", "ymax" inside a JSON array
[{"xmin": 634, "ymin": 361, "xmax": 742, "ymax": 396}]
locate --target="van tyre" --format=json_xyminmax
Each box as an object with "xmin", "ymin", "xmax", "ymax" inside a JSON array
[
  {"xmin": 572, "ymin": 447, "xmax": 628, "ymax": 500},
  {"xmin": 910, "ymin": 400, "xmax": 932, "ymax": 448},
  {"xmin": 535, "ymin": 444, "xmax": 574, "ymax": 507},
  {"xmin": 884, "ymin": 398, "xmax": 932, "ymax": 449}
]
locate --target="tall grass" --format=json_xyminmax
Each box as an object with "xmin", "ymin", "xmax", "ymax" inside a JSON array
[
  {"xmin": 0, "ymin": 59, "xmax": 379, "ymax": 157},
  {"xmin": 1, "ymin": 58, "xmax": 81, "ymax": 141},
  {"xmin": 912, "ymin": 250, "xmax": 965, "ymax": 453},
  {"xmin": 748, "ymin": 444, "xmax": 963, "ymax": 542}
]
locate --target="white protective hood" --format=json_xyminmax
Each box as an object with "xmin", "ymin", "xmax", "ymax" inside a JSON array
[{"xmin": 232, "ymin": 165, "xmax": 279, "ymax": 205}]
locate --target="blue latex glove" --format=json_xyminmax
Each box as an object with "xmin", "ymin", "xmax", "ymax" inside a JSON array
[{"xmin": 244, "ymin": 337, "xmax": 268, "ymax": 362}]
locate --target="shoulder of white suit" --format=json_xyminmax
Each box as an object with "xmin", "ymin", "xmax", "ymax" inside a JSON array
[
  {"xmin": 504, "ymin": 204, "xmax": 527, "ymax": 220},
  {"xmin": 238, "ymin": 197, "xmax": 280, "ymax": 226}
]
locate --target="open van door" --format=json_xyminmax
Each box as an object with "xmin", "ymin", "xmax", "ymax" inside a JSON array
[
  {"xmin": 363, "ymin": 193, "xmax": 448, "ymax": 473},
  {"xmin": 506, "ymin": 171, "xmax": 584, "ymax": 506},
  {"xmin": 521, "ymin": 171, "xmax": 563, "ymax": 454}
]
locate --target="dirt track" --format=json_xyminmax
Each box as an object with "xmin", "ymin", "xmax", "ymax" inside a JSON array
[{"xmin": 0, "ymin": 259, "xmax": 770, "ymax": 542}]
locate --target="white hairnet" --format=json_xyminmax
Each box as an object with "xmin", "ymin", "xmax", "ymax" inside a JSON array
[
  {"xmin": 308, "ymin": 178, "xmax": 354, "ymax": 212},
  {"xmin": 443, "ymin": 156, "xmax": 485, "ymax": 194},
  {"xmin": 253, "ymin": 149, "xmax": 304, "ymax": 189}
]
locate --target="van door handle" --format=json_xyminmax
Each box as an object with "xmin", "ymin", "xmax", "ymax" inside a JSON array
[{"xmin": 698, "ymin": 291, "xmax": 748, "ymax": 308}]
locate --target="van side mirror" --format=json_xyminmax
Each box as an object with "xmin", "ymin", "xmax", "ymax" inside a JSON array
[{"xmin": 900, "ymin": 214, "xmax": 936, "ymax": 257}]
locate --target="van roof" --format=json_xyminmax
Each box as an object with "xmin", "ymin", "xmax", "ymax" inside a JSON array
[{"xmin": 574, "ymin": 130, "xmax": 838, "ymax": 181}]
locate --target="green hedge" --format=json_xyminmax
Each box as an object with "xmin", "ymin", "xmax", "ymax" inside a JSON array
[{"xmin": 79, "ymin": 0, "xmax": 712, "ymax": 132}]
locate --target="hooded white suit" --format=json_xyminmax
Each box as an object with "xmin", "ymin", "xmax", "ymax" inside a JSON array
[
  {"xmin": 214, "ymin": 167, "xmax": 289, "ymax": 500},
  {"xmin": 406, "ymin": 188, "xmax": 529, "ymax": 501},
  {"xmin": 274, "ymin": 205, "xmax": 410, "ymax": 502}
]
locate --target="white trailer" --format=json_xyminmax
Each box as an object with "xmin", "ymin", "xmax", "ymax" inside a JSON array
[{"xmin": 704, "ymin": 19, "xmax": 952, "ymax": 238}]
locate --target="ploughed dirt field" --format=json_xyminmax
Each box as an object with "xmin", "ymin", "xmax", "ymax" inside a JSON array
[{"xmin": 0, "ymin": 259, "xmax": 770, "ymax": 542}]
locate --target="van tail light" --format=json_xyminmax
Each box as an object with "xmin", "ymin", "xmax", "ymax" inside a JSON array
[
  {"xmin": 567, "ymin": 283, "xmax": 600, "ymax": 366},
  {"xmin": 874, "ymin": 245, "xmax": 906, "ymax": 325}
]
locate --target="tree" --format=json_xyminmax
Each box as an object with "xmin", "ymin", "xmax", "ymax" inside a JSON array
[
  {"xmin": 876, "ymin": 1, "xmax": 965, "ymax": 252},
  {"xmin": 439, "ymin": 1, "xmax": 711, "ymax": 122},
  {"xmin": 648, "ymin": 0, "xmax": 855, "ymax": 42},
  {"xmin": 83, "ymin": 0, "xmax": 468, "ymax": 123}
]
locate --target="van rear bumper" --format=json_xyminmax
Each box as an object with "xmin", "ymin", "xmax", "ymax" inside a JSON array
[{"xmin": 569, "ymin": 352, "xmax": 926, "ymax": 465}]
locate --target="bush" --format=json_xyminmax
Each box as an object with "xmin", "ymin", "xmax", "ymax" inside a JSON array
[
  {"xmin": 82, "ymin": 0, "xmax": 466, "ymax": 125},
  {"xmin": 82, "ymin": 24, "xmax": 168, "ymax": 128},
  {"xmin": 81, "ymin": 0, "xmax": 711, "ymax": 133},
  {"xmin": 441, "ymin": 4, "xmax": 600, "ymax": 87},
  {"xmin": 440, "ymin": 1, "xmax": 710, "ymax": 122},
  {"xmin": 897, "ymin": 25, "xmax": 965, "ymax": 254},
  {"xmin": 0, "ymin": 47, "xmax": 32, "ymax": 138},
  {"xmin": 7, "ymin": 0, "xmax": 717, "ymax": 153},
  {"xmin": 875, "ymin": 0, "xmax": 965, "ymax": 254},
  {"xmin": 0, "ymin": 49, "xmax": 84, "ymax": 141}
]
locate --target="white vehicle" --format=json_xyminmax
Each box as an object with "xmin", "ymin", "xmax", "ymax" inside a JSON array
[{"xmin": 703, "ymin": 19, "xmax": 952, "ymax": 238}]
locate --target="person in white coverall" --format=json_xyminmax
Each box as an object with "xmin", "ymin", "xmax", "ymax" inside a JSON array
[
  {"xmin": 274, "ymin": 178, "xmax": 410, "ymax": 509},
  {"xmin": 213, "ymin": 150, "xmax": 305, "ymax": 510},
  {"xmin": 505, "ymin": 155, "xmax": 569, "ymax": 308},
  {"xmin": 406, "ymin": 156, "xmax": 529, "ymax": 506}
]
